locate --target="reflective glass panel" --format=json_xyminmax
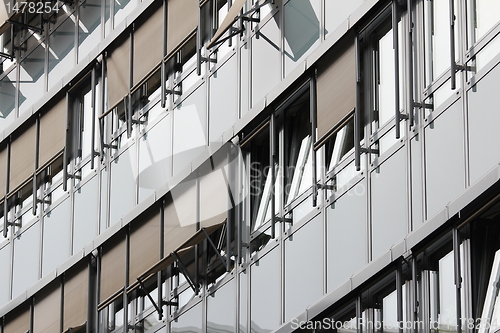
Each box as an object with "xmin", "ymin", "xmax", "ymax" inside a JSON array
[
  {"xmin": 12, "ymin": 222, "xmax": 40, "ymax": 298},
  {"xmin": 139, "ymin": 114, "xmax": 172, "ymax": 202},
  {"xmin": 100, "ymin": 167, "xmax": 108, "ymax": 232},
  {"xmin": 284, "ymin": 0, "xmax": 320, "ymax": 76},
  {"xmin": 410, "ymin": 135, "xmax": 423, "ymax": 228},
  {"xmin": 468, "ymin": 0, "xmax": 500, "ymax": 44},
  {"xmin": 251, "ymin": 248, "xmax": 281, "ymax": 333},
  {"xmin": 73, "ymin": 176, "xmax": 98, "ymax": 253},
  {"xmin": 109, "ymin": 146, "xmax": 136, "ymax": 224},
  {"xmin": 113, "ymin": 0, "xmax": 137, "ymax": 28},
  {"xmin": 209, "ymin": 55, "xmax": 237, "ymax": 145},
  {"xmin": 327, "ymin": 182, "xmax": 367, "ymax": 292},
  {"xmin": 19, "ymin": 45, "xmax": 45, "ymax": 114},
  {"xmin": 173, "ymin": 85, "xmax": 207, "ymax": 175},
  {"xmin": 425, "ymin": 102, "xmax": 465, "ymax": 218},
  {"xmin": 207, "ymin": 279, "xmax": 236, "ymax": 333},
  {"xmin": 0, "ymin": 244, "xmax": 10, "ymax": 305},
  {"xmin": 0, "ymin": 70, "xmax": 16, "ymax": 132},
  {"xmin": 371, "ymin": 149, "xmax": 407, "ymax": 259},
  {"xmin": 42, "ymin": 198, "xmax": 71, "ymax": 276},
  {"xmin": 171, "ymin": 302, "xmax": 202, "ymax": 333},
  {"xmin": 285, "ymin": 215, "xmax": 323, "ymax": 321},
  {"xmin": 78, "ymin": 0, "xmax": 102, "ymax": 62},
  {"xmin": 252, "ymin": 15, "xmax": 281, "ymax": 106},
  {"xmin": 239, "ymin": 271, "xmax": 248, "ymax": 333},
  {"xmin": 468, "ymin": 64, "xmax": 500, "ymax": 184},
  {"xmin": 424, "ymin": 0, "xmax": 458, "ymax": 84},
  {"xmin": 48, "ymin": 17, "xmax": 75, "ymax": 89}
]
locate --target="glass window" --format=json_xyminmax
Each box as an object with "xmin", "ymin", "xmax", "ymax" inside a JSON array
[
  {"xmin": 207, "ymin": 279, "xmax": 236, "ymax": 333},
  {"xmin": 252, "ymin": 15, "xmax": 281, "ymax": 106},
  {"xmin": 371, "ymin": 149, "xmax": 407, "ymax": 259},
  {"xmin": 73, "ymin": 176, "xmax": 98, "ymax": 253},
  {"xmin": 19, "ymin": 45, "xmax": 45, "ymax": 115},
  {"xmin": 0, "ymin": 70, "xmax": 16, "ymax": 132},
  {"xmin": 251, "ymin": 248, "xmax": 281, "ymax": 333},
  {"xmin": 424, "ymin": 0, "xmax": 459, "ymax": 85},
  {"xmin": 240, "ymin": 43, "xmax": 250, "ymax": 115},
  {"xmin": 283, "ymin": 0, "xmax": 320, "ymax": 76},
  {"xmin": 433, "ymin": 251, "xmax": 457, "ymax": 332},
  {"xmin": 247, "ymin": 126, "xmax": 275, "ymax": 232},
  {"xmin": 424, "ymin": 102, "xmax": 465, "ymax": 219},
  {"xmin": 42, "ymin": 198, "xmax": 71, "ymax": 276},
  {"xmin": 109, "ymin": 146, "xmax": 136, "ymax": 225},
  {"xmin": 0, "ymin": 244, "xmax": 10, "ymax": 305},
  {"xmin": 12, "ymin": 222, "xmax": 40, "ymax": 299},
  {"xmin": 327, "ymin": 182, "xmax": 367, "ymax": 292},
  {"xmin": 367, "ymin": 17, "xmax": 403, "ymax": 132},
  {"xmin": 99, "ymin": 297, "xmax": 124, "ymax": 333},
  {"xmin": 467, "ymin": 63, "xmax": 500, "ymax": 184},
  {"xmin": 326, "ymin": 117, "xmax": 355, "ymax": 173},
  {"xmin": 171, "ymin": 302, "xmax": 202, "ymax": 333},
  {"xmin": 468, "ymin": 0, "xmax": 500, "ymax": 45},
  {"xmin": 138, "ymin": 113, "xmax": 172, "ymax": 202},
  {"xmin": 209, "ymin": 55, "xmax": 237, "ymax": 145},
  {"xmin": 285, "ymin": 215, "xmax": 323, "ymax": 321},
  {"xmin": 113, "ymin": 0, "xmax": 138, "ymax": 29},
  {"xmin": 48, "ymin": 17, "xmax": 75, "ymax": 89},
  {"xmin": 284, "ymin": 91, "xmax": 312, "ymax": 206},
  {"xmin": 172, "ymin": 85, "xmax": 207, "ymax": 175},
  {"xmin": 325, "ymin": 0, "xmax": 363, "ymax": 37},
  {"xmin": 78, "ymin": 0, "xmax": 102, "ymax": 62}
]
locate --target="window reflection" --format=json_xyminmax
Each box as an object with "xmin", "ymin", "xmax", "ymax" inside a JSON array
[
  {"xmin": 19, "ymin": 45, "xmax": 45, "ymax": 114},
  {"xmin": 79, "ymin": 0, "xmax": 102, "ymax": 62},
  {"xmin": 284, "ymin": 0, "xmax": 320, "ymax": 75},
  {"xmin": 326, "ymin": 117, "xmax": 354, "ymax": 173},
  {"xmin": 48, "ymin": 17, "xmax": 75, "ymax": 88},
  {"xmin": 0, "ymin": 70, "xmax": 16, "ymax": 132}
]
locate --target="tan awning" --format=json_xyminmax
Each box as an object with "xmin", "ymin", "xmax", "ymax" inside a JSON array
[
  {"xmin": 10, "ymin": 122, "xmax": 36, "ymax": 191},
  {"xmin": 139, "ymin": 222, "xmax": 225, "ymax": 280},
  {"xmin": 316, "ymin": 39, "xmax": 356, "ymax": 145},
  {"xmin": 63, "ymin": 264, "xmax": 88, "ymax": 332},
  {"xmin": 39, "ymin": 95, "xmax": 66, "ymax": 168},
  {"xmin": 166, "ymin": 0, "xmax": 198, "ymax": 54},
  {"xmin": 133, "ymin": 3, "xmax": 163, "ymax": 87},
  {"xmin": 129, "ymin": 208, "xmax": 161, "ymax": 282},
  {"xmin": 206, "ymin": 0, "xmax": 246, "ymax": 49}
]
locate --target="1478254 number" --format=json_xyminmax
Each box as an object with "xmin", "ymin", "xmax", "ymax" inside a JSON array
[{"xmin": 5, "ymin": 1, "xmax": 60, "ymax": 14}]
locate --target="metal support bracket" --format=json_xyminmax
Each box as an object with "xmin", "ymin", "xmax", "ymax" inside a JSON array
[
  {"xmin": 7, "ymin": 20, "xmax": 43, "ymax": 33},
  {"xmin": 203, "ymin": 228, "xmax": 229, "ymax": 272},
  {"xmin": 317, "ymin": 183, "xmax": 335, "ymax": 191},
  {"xmin": 162, "ymin": 300, "xmax": 178, "ymax": 307},
  {"xmin": 360, "ymin": 147, "xmax": 379, "ymax": 155},
  {"xmin": 103, "ymin": 143, "xmax": 118, "ymax": 150},
  {"xmin": 0, "ymin": 52, "xmax": 13, "ymax": 60},
  {"xmin": 413, "ymin": 102, "xmax": 433, "ymax": 109},
  {"xmin": 172, "ymin": 251, "xmax": 198, "ymax": 294},
  {"xmin": 274, "ymin": 216, "xmax": 293, "ymax": 224},
  {"xmin": 137, "ymin": 278, "xmax": 163, "ymax": 319},
  {"xmin": 66, "ymin": 173, "xmax": 82, "ymax": 180}
]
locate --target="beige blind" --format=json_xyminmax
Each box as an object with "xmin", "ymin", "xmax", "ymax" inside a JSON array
[
  {"xmin": 167, "ymin": 0, "xmax": 198, "ymax": 54},
  {"xmin": 164, "ymin": 194, "xmax": 197, "ymax": 256},
  {"xmin": 316, "ymin": 41, "xmax": 356, "ymax": 143},
  {"xmin": 39, "ymin": 96, "xmax": 66, "ymax": 167},
  {"xmin": 0, "ymin": 146, "xmax": 7, "ymax": 198},
  {"xmin": 107, "ymin": 37, "xmax": 130, "ymax": 109},
  {"xmin": 63, "ymin": 264, "xmax": 88, "ymax": 331},
  {"xmin": 100, "ymin": 236, "xmax": 126, "ymax": 302},
  {"xmin": 4, "ymin": 303, "xmax": 30, "ymax": 333},
  {"xmin": 10, "ymin": 122, "xmax": 36, "ymax": 190},
  {"xmin": 34, "ymin": 284, "xmax": 61, "ymax": 333},
  {"xmin": 133, "ymin": 4, "xmax": 163, "ymax": 87},
  {"xmin": 199, "ymin": 156, "xmax": 229, "ymax": 228},
  {"xmin": 129, "ymin": 208, "xmax": 161, "ymax": 282}
]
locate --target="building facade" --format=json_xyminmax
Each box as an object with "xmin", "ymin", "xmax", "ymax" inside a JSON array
[{"xmin": 0, "ymin": 0, "xmax": 500, "ymax": 332}]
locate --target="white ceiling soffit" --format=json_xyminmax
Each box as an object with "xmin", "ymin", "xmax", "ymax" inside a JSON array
[{"xmin": 207, "ymin": 0, "xmax": 246, "ymax": 49}]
